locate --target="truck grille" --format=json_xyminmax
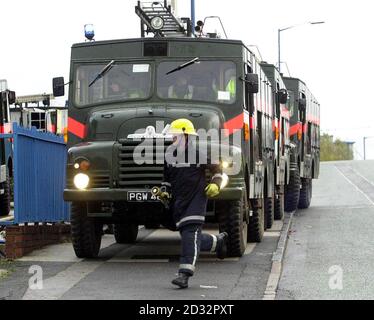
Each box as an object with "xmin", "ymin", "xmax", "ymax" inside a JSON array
[{"xmin": 118, "ymin": 139, "xmax": 172, "ymax": 189}]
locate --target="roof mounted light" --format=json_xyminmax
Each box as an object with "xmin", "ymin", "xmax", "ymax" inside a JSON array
[
  {"xmin": 151, "ymin": 16, "xmax": 164, "ymax": 30},
  {"xmin": 84, "ymin": 24, "xmax": 95, "ymax": 41}
]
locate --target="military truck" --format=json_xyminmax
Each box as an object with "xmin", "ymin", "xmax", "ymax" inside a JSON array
[
  {"xmin": 57, "ymin": 1, "xmax": 279, "ymax": 258},
  {"xmin": 261, "ymin": 63, "xmax": 291, "ymax": 223},
  {"xmin": 12, "ymin": 94, "xmax": 68, "ymax": 137},
  {"xmin": 0, "ymin": 89, "xmax": 16, "ymax": 217},
  {"xmin": 283, "ymin": 77, "xmax": 320, "ymax": 211}
]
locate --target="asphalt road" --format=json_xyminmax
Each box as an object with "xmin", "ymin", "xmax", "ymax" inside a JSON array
[
  {"xmin": 0, "ymin": 222, "xmax": 283, "ymax": 300},
  {"xmin": 277, "ymin": 160, "xmax": 374, "ymax": 300},
  {"xmin": 2, "ymin": 160, "xmax": 373, "ymax": 300}
]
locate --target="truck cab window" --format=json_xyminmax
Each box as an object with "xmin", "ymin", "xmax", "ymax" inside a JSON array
[
  {"xmin": 74, "ymin": 63, "xmax": 152, "ymax": 107},
  {"xmin": 157, "ymin": 60, "xmax": 237, "ymax": 104}
]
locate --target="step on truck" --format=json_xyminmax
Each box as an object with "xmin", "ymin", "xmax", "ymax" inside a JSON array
[
  {"xmin": 283, "ymin": 77, "xmax": 320, "ymax": 211},
  {"xmin": 57, "ymin": 1, "xmax": 280, "ymax": 258}
]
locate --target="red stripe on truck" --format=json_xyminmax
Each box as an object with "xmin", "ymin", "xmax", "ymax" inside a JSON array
[
  {"xmin": 223, "ymin": 114, "xmax": 244, "ymax": 136},
  {"xmin": 68, "ymin": 117, "xmax": 86, "ymax": 139}
]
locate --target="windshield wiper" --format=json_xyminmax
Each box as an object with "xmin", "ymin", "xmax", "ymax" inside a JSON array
[
  {"xmin": 89, "ymin": 60, "xmax": 115, "ymax": 87},
  {"xmin": 166, "ymin": 57, "xmax": 200, "ymax": 75}
]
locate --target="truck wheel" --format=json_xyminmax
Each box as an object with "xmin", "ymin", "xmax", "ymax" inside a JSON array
[
  {"xmin": 284, "ymin": 163, "xmax": 301, "ymax": 212},
  {"xmin": 248, "ymin": 199, "xmax": 265, "ymax": 243},
  {"xmin": 217, "ymin": 194, "xmax": 248, "ymax": 257},
  {"xmin": 71, "ymin": 202, "xmax": 102, "ymax": 258},
  {"xmin": 264, "ymin": 197, "xmax": 274, "ymax": 230},
  {"xmin": 298, "ymin": 178, "xmax": 312, "ymax": 209},
  {"xmin": 0, "ymin": 172, "xmax": 11, "ymax": 217},
  {"xmin": 114, "ymin": 223, "xmax": 139, "ymax": 244},
  {"xmin": 274, "ymin": 193, "xmax": 285, "ymax": 220}
]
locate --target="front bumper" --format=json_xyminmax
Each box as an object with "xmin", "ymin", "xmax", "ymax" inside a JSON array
[{"xmin": 64, "ymin": 187, "xmax": 244, "ymax": 202}]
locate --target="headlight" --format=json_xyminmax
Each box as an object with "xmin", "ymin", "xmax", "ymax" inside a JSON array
[
  {"xmin": 221, "ymin": 160, "xmax": 234, "ymax": 169},
  {"xmin": 74, "ymin": 159, "xmax": 91, "ymax": 171},
  {"xmin": 222, "ymin": 161, "xmax": 230, "ymax": 169},
  {"xmin": 74, "ymin": 173, "xmax": 90, "ymax": 190},
  {"xmin": 151, "ymin": 16, "xmax": 164, "ymax": 30}
]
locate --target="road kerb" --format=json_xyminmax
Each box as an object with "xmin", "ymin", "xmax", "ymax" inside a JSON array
[{"xmin": 262, "ymin": 211, "xmax": 294, "ymax": 300}]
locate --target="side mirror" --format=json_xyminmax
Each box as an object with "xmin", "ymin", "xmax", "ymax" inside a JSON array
[
  {"xmin": 278, "ymin": 89, "xmax": 288, "ymax": 104},
  {"xmin": 299, "ymin": 98, "xmax": 307, "ymax": 111},
  {"xmin": 53, "ymin": 77, "xmax": 65, "ymax": 97},
  {"xmin": 7, "ymin": 91, "xmax": 16, "ymax": 104},
  {"xmin": 245, "ymin": 73, "xmax": 259, "ymax": 94}
]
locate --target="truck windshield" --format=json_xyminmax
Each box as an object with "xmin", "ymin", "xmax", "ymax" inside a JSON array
[
  {"xmin": 74, "ymin": 63, "xmax": 151, "ymax": 106},
  {"xmin": 157, "ymin": 60, "xmax": 237, "ymax": 104}
]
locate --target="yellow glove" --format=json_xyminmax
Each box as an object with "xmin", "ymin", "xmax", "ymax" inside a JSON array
[
  {"xmin": 159, "ymin": 192, "xmax": 171, "ymax": 200},
  {"xmin": 205, "ymin": 183, "xmax": 220, "ymax": 198}
]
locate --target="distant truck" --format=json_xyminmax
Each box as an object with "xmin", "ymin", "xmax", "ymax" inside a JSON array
[
  {"xmin": 0, "ymin": 88, "xmax": 16, "ymax": 217},
  {"xmin": 0, "ymin": 91, "xmax": 68, "ymax": 217},
  {"xmin": 10, "ymin": 94, "xmax": 68, "ymax": 143},
  {"xmin": 283, "ymin": 77, "xmax": 320, "ymax": 211},
  {"xmin": 261, "ymin": 63, "xmax": 291, "ymax": 222}
]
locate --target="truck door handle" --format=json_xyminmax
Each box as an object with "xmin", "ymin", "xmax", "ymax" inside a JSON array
[{"xmin": 190, "ymin": 113, "xmax": 202, "ymax": 118}]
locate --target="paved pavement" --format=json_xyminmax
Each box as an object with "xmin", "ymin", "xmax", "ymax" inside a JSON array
[
  {"xmin": 277, "ymin": 160, "xmax": 374, "ymax": 300},
  {"xmin": 3, "ymin": 160, "xmax": 372, "ymax": 300},
  {"xmin": 0, "ymin": 222, "xmax": 283, "ymax": 300}
]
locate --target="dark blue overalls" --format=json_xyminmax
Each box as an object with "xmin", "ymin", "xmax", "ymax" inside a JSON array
[{"xmin": 163, "ymin": 140, "xmax": 223, "ymax": 276}]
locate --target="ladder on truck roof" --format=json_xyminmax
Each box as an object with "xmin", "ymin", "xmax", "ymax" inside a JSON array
[
  {"xmin": 136, "ymin": 1, "xmax": 192, "ymax": 38},
  {"xmin": 16, "ymin": 94, "xmax": 54, "ymax": 106}
]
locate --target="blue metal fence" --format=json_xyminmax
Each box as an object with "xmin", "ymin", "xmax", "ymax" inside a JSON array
[{"xmin": 0, "ymin": 124, "xmax": 69, "ymax": 225}]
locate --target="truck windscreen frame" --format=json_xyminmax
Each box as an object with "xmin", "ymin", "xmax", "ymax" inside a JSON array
[
  {"xmin": 73, "ymin": 62, "xmax": 152, "ymax": 107},
  {"xmin": 157, "ymin": 60, "xmax": 237, "ymax": 105}
]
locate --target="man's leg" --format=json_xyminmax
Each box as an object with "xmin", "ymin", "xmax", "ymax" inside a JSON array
[
  {"xmin": 200, "ymin": 232, "xmax": 228, "ymax": 259},
  {"xmin": 178, "ymin": 224, "xmax": 202, "ymax": 277},
  {"xmin": 172, "ymin": 224, "xmax": 202, "ymax": 289}
]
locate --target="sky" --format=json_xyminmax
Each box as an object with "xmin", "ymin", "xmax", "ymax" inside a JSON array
[{"xmin": 0, "ymin": 0, "xmax": 373, "ymax": 159}]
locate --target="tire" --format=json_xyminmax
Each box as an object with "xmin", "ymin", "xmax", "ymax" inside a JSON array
[
  {"xmin": 284, "ymin": 163, "xmax": 301, "ymax": 212},
  {"xmin": 248, "ymin": 198, "xmax": 265, "ymax": 243},
  {"xmin": 274, "ymin": 193, "xmax": 285, "ymax": 220},
  {"xmin": 114, "ymin": 223, "xmax": 139, "ymax": 244},
  {"xmin": 217, "ymin": 194, "xmax": 248, "ymax": 257},
  {"xmin": 298, "ymin": 178, "xmax": 312, "ymax": 209},
  {"xmin": 71, "ymin": 202, "xmax": 102, "ymax": 258},
  {"xmin": 0, "ymin": 172, "xmax": 11, "ymax": 217},
  {"xmin": 264, "ymin": 197, "xmax": 274, "ymax": 230}
]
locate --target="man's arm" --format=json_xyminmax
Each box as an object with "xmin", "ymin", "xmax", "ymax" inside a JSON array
[{"xmin": 205, "ymin": 163, "xmax": 229, "ymax": 198}]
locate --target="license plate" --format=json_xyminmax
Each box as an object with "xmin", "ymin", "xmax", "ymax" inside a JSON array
[{"xmin": 127, "ymin": 191, "xmax": 159, "ymax": 202}]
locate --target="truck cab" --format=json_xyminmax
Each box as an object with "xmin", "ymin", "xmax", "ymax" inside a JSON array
[
  {"xmin": 283, "ymin": 77, "xmax": 320, "ymax": 210},
  {"xmin": 261, "ymin": 63, "xmax": 291, "ymax": 221}
]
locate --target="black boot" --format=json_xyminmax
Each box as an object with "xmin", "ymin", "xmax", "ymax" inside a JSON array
[
  {"xmin": 172, "ymin": 273, "xmax": 190, "ymax": 289},
  {"xmin": 216, "ymin": 232, "xmax": 228, "ymax": 260}
]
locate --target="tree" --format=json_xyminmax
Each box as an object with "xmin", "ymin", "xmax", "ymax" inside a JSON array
[{"xmin": 320, "ymin": 133, "xmax": 354, "ymax": 161}]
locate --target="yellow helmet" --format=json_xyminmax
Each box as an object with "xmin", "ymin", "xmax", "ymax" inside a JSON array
[{"xmin": 169, "ymin": 119, "xmax": 198, "ymax": 136}]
